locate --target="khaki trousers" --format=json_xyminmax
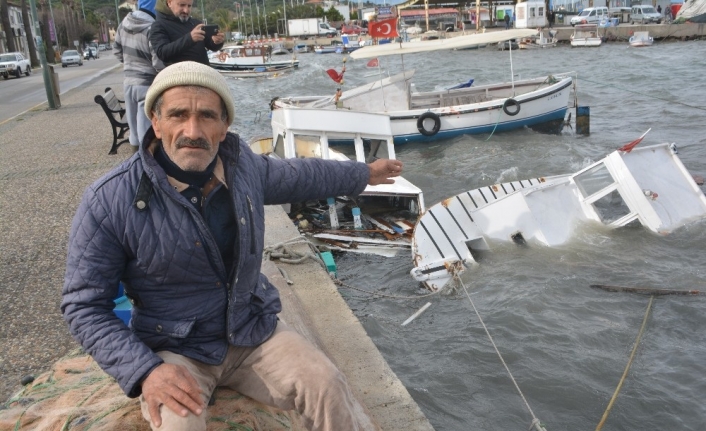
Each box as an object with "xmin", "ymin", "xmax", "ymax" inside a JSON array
[{"xmin": 140, "ymin": 322, "xmax": 367, "ymax": 431}]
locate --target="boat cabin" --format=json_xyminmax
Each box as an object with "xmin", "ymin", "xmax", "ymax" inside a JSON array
[
  {"xmin": 514, "ymin": 1, "xmax": 547, "ymax": 28},
  {"xmin": 251, "ymin": 107, "xmax": 426, "ymax": 255}
]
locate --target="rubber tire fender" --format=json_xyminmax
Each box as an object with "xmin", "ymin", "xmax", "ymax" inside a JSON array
[
  {"xmin": 417, "ymin": 111, "xmax": 441, "ymax": 136},
  {"xmin": 502, "ymin": 98, "xmax": 521, "ymax": 116}
]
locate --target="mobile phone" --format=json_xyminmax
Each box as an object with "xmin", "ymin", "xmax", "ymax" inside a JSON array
[{"xmin": 203, "ymin": 25, "xmax": 219, "ymax": 39}]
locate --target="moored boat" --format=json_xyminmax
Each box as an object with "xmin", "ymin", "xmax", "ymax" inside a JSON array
[
  {"xmin": 273, "ymin": 29, "xmax": 574, "ymax": 144},
  {"xmin": 629, "ymin": 31, "xmax": 654, "ymax": 47},
  {"xmin": 571, "ymin": 24, "xmax": 602, "ymax": 47},
  {"xmin": 209, "ymin": 43, "xmax": 299, "ymax": 71}
]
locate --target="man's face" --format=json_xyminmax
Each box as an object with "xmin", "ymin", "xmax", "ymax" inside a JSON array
[
  {"xmin": 167, "ymin": 0, "xmax": 192, "ymax": 22},
  {"xmin": 151, "ymin": 86, "xmax": 228, "ymax": 172}
]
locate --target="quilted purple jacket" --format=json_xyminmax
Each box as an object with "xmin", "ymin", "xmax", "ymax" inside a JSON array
[{"xmin": 61, "ymin": 132, "xmax": 369, "ymax": 397}]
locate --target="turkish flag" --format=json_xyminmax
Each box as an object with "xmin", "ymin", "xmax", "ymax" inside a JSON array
[{"xmin": 369, "ymin": 18, "xmax": 398, "ymax": 38}]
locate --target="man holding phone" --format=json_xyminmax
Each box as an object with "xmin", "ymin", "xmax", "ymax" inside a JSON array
[{"xmin": 150, "ymin": 0, "xmax": 224, "ymax": 66}]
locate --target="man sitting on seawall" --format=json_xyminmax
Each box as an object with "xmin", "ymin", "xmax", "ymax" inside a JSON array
[{"xmin": 61, "ymin": 61, "xmax": 404, "ymax": 431}]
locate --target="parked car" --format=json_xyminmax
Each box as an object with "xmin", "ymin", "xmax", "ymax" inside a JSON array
[
  {"xmin": 0, "ymin": 52, "xmax": 31, "ymax": 79},
  {"xmin": 83, "ymin": 47, "xmax": 99, "ymax": 59},
  {"xmin": 630, "ymin": 5, "xmax": 662, "ymax": 24},
  {"xmin": 98, "ymin": 44, "xmax": 107, "ymax": 51},
  {"xmin": 570, "ymin": 6, "xmax": 609, "ymax": 26},
  {"xmin": 341, "ymin": 24, "xmax": 367, "ymax": 35},
  {"xmin": 61, "ymin": 50, "xmax": 83, "ymax": 67}
]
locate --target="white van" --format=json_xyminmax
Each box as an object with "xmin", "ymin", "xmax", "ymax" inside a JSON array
[
  {"xmin": 570, "ymin": 7, "xmax": 609, "ymax": 26},
  {"xmin": 630, "ymin": 5, "xmax": 662, "ymax": 24}
]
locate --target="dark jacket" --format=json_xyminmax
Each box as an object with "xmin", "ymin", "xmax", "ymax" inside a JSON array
[
  {"xmin": 149, "ymin": 10, "xmax": 223, "ymax": 66},
  {"xmin": 62, "ymin": 131, "xmax": 369, "ymax": 397}
]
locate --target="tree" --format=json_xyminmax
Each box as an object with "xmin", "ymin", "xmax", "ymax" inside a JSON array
[
  {"xmin": 21, "ymin": 0, "xmax": 40, "ymax": 67},
  {"xmin": 38, "ymin": 0, "xmax": 57, "ymax": 62},
  {"xmin": 324, "ymin": 5, "xmax": 343, "ymax": 22},
  {"xmin": 1, "ymin": 0, "xmax": 19, "ymax": 52}
]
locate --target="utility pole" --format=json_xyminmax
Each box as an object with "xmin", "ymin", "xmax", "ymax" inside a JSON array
[
  {"xmin": 114, "ymin": 0, "xmax": 119, "ymax": 23},
  {"xmin": 29, "ymin": 0, "xmax": 59, "ymax": 108},
  {"xmin": 283, "ymin": 0, "xmax": 287, "ymax": 36}
]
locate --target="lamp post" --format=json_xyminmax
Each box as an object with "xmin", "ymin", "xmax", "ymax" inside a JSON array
[
  {"xmin": 114, "ymin": 0, "xmax": 120, "ymax": 23},
  {"xmin": 248, "ymin": 0, "xmax": 254, "ymax": 36},
  {"xmin": 29, "ymin": 0, "xmax": 59, "ymax": 108},
  {"xmin": 234, "ymin": 2, "xmax": 241, "ymax": 34}
]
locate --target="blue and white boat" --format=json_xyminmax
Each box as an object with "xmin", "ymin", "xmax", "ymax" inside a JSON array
[{"xmin": 273, "ymin": 30, "xmax": 573, "ymax": 144}]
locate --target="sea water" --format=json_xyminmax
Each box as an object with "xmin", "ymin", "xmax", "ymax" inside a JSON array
[{"xmin": 228, "ymin": 40, "xmax": 706, "ymax": 430}]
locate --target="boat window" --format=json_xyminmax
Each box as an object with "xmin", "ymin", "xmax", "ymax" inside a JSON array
[
  {"xmin": 574, "ymin": 164, "xmax": 614, "ymax": 198},
  {"xmin": 293, "ymin": 134, "xmax": 323, "ymax": 159},
  {"xmin": 245, "ymin": 48, "xmax": 253, "ymax": 56},
  {"xmin": 539, "ymin": 7, "xmax": 544, "ymax": 16},
  {"xmin": 274, "ymin": 134, "xmax": 286, "ymax": 159},
  {"xmin": 591, "ymin": 190, "xmax": 631, "ymax": 224},
  {"xmin": 530, "ymin": 7, "xmax": 536, "ymax": 17},
  {"xmin": 366, "ymin": 139, "xmax": 390, "ymax": 163}
]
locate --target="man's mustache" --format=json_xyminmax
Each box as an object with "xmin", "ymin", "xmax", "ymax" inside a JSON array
[{"xmin": 175, "ymin": 137, "xmax": 210, "ymax": 150}]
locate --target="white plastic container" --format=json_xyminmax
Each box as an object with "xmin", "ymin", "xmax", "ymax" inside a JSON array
[
  {"xmin": 352, "ymin": 207, "xmax": 363, "ymax": 229},
  {"xmin": 327, "ymin": 197, "xmax": 339, "ymax": 229}
]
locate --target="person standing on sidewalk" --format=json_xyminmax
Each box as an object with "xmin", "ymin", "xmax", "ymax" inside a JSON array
[
  {"xmin": 150, "ymin": 0, "xmax": 224, "ymax": 66},
  {"xmin": 62, "ymin": 61, "xmax": 403, "ymax": 431},
  {"xmin": 114, "ymin": 0, "xmax": 164, "ymax": 152}
]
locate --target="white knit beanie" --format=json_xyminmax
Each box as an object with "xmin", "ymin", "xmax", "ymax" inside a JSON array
[{"xmin": 144, "ymin": 61, "xmax": 235, "ymax": 124}]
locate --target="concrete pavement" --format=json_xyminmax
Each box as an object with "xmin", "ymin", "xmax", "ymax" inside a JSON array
[{"xmin": 0, "ymin": 65, "xmax": 433, "ymax": 430}]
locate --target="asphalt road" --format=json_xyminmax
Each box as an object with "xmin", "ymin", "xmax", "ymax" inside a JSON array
[{"xmin": 0, "ymin": 53, "xmax": 120, "ymax": 125}]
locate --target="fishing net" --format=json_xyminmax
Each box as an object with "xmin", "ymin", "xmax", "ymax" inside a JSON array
[{"xmin": 0, "ymin": 349, "xmax": 304, "ymax": 431}]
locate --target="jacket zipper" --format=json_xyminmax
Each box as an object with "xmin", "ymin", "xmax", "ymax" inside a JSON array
[{"xmin": 246, "ymin": 195, "xmax": 255, "ymax": 254}]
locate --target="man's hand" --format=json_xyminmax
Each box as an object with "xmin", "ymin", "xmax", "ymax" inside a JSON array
[
  {"xmin": 190, "ymin": 24, "xmax": 206, "ymax": 42},
  {"xmin": 141, "ymin": 363, "xmax": 205, "ymax": 427},
  {"xmin": 368, "ymin": 159, "xmax": 403, "ymax": 185},
  {"xmin": 212, "ymin": 32, "xmax": 225, "ymax": 44}
]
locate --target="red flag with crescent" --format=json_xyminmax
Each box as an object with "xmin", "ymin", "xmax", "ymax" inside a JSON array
[{"xmin": 369, "ymin": 18, "xmax": 398, "ymax": 38}]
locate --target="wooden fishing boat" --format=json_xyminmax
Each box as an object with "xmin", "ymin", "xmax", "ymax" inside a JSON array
[
  {"xmin": 571, "ymin": 24, "xmax": 602, "ymax": 47},
  {"xmin": 209, "ymin": 43, "xmax": 299, "ymax": 71},
  {"xmin": 218, "ymin": 64, "xmax": 296, "ymax": 78},
  {"xmin": 629, "ymin": 31, "xmax": 654, "ymax": 47},
  {"xmin": 273, "ymin": 29, "xmax": 573, "ymax": 144}
]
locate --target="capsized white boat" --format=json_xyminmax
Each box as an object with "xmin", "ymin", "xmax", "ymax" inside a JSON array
[
  {"xmin": 274, "ymin": 30, "xmax": 573, "ymax": 144},
  {"xmin": 250, "ymin": 107, "xmax": 425, "ymax": 256},
  {"xmin": 629, "ymin": 31, "xmax": 654, "ymax": 47},
  {"xmin": 410, "ymin": 137, "xmax": 706, "ymax": 291}
]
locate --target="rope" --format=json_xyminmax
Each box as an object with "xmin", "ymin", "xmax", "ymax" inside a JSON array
[
  {"xmin": 263, "ymin": 236, "xmax": 325, "ymax": 269},
  {"xmin": 454, "ymin": 270, "xmax": 548, "ymax": 431},
  {"xmin": 333, "ymin": 277, "xmax": 443, "ymax": 300},
  {"xmin": 580, "ymin": 76, "xmax": 706, "ymax": 112},
  {"xmin": 484, "ymin": 106, "xmax": 505, "ymax": 142},
  {"xmin": 595, "ymin": 295, "xmax": 655, "ymax": 431}
]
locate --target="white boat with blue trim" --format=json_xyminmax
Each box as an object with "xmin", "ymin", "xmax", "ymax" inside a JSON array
[{"xmin": 272, "ymin": 30, "xmax": 573, "ymax": 144}]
